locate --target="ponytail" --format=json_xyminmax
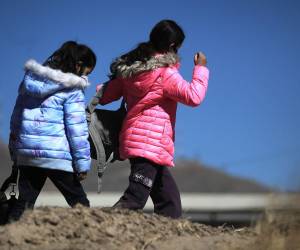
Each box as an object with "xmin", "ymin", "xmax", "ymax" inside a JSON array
[{"xmin": 110, "ymin": 41, "xmax": 155, "ymax": 79}]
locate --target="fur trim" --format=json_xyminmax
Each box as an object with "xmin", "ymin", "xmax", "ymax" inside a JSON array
[
  {"xmin": 24, "ymin": 59, "xmax": 89, "ymax": 88},
  {"xmin": 111, "ymin": 53, "xmax": 179, "ymax": 78}
]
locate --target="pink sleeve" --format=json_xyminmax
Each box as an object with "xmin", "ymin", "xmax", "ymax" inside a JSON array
[
  {"xmin": 96, "ymin": 78, "xmax": 123, "ymax": 105},
  {"xmin": 163, "ymin": 65, "xmax": 209, "ymax": 107}
]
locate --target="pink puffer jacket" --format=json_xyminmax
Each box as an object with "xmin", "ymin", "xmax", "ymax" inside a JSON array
[{"xmin": 98, "ymin": 53, "xmax": 209, "ymax": 167}]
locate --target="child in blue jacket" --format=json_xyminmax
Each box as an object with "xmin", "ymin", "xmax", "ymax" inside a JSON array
[{"xmin": 8, "ymin": 41, "xmax": 96, "ymax": 221}]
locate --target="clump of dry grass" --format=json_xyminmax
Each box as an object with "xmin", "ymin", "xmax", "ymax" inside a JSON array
[{"xmin": 252, "ymin": 209, "xmax": 300, "ymax": 250}]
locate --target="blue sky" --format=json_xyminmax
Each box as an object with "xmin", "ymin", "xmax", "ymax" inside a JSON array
[{"xmin": 0, "ymin": 0, "xmax": 299, "ymax": 191}]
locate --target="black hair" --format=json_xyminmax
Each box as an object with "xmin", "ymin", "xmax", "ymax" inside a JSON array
[
  {"xmin": 149, "ymin": 19, "xmax": 185, "ymax": 53},
  {"xmin": 110, "ymin": 20, "xmax": 185, "ymax": 78},
  {"xmin": 45, "ymin": 41, "xmax": 97, "ymax": 75}
]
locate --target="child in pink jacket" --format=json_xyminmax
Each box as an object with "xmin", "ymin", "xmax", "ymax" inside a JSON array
[{"xmin": 97, "ymin": 19, "xmax": 209, "ymax": 218}]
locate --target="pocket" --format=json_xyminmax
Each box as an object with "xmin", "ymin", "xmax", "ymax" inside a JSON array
[
  {"xmin": 163, "ymin": 121, "xmax": 173, "ymax": 137},
  {"xmin": 161, "ymin": 122, "xmax": 173, "ymax": 145}
]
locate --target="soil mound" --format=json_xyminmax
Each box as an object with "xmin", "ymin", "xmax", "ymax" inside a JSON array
[
  {"xmin": 254, "ymin": 210, "xmax": 300, "ymax": 250},
  {"xmin": 0, "ymin": 206, "xmax": 256, "ymax": 250}
]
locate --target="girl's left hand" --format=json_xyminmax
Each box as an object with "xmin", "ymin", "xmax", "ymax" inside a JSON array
[{"xmin": 77, "ymin": 172, "xmax": 88, "ymax": 181}]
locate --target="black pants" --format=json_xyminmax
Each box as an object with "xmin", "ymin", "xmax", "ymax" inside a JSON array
[
  {"xmin": 114, "ymin": 157, "xmax": 182, "ymax": 219},
  {"xmin": 8, "ymin": 166, "xmax": 89, "ymax": 221}
]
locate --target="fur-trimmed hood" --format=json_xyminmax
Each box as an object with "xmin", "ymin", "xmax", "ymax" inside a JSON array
[
  {"xmin": 24, "ymin": 59, "xmax": 89, "ymax": 88},
  {"xmin": 111, "ymin": 53, "xmax": 180, "ymax": 79},
  {"xmin": 20, "ymin": 59, "xmax": 89, "ymax": 98}
]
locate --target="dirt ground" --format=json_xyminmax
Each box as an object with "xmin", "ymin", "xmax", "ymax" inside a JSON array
[{"xmin": 0, "ymin": 206, "xmax": 299, "ymax": 250}]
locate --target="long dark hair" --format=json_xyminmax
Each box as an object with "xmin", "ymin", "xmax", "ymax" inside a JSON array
[
  {"xmin": 110, "ymin": 20, "xmax": 185, "ymax": 78},
  {"xmin": 45, "ymin": 41, "xmax": 97, "ymax": 75}
]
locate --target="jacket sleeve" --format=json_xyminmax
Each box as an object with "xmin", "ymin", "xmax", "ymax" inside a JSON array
[
  {"xmin": 96, "ymin": 78, "xmax": 123, "ymax": 105},
  {"xmin": 9, "ymin": 94, "xmax": 23, "ymax": 163},
  {"xmin": 162, "ymin": 65, "xmax": 209, "ymax": 107},
  {"xmin": 63, "ymin": 89, "xmax": 91, "ymax": 173}
]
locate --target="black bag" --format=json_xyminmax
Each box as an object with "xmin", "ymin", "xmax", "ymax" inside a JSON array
[
  {"xmin": 0, "ymin": 166, "xmax": 18, "ymax": 225},
  {"xmin": 86, "ymin": 85, "xmax": 126, "ymax": 193}
]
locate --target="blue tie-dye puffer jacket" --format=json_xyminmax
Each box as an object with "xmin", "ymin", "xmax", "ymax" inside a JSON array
[{"xmin": 9, "ymin": 59, "xmax": 91, "ymax": 173}]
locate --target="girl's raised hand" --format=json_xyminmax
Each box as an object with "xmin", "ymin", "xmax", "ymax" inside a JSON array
[{"xmin": 194, "ymin": 52, "xmax": 207, "ymax": 66}]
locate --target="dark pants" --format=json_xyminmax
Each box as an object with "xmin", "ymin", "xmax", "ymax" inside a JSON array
[
  {"xmin": 8, "ymin": 166, "xmax": 89, "ymax": 221},
  {"xmin": 114, "ymin": 157, "xmax": 182, "ymax": 219}
]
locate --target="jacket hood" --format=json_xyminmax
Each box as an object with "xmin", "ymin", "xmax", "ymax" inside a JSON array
[
  {"xmin": 20, "ymin": 59, "xmax": 89, "ymax": 98},
  {"xmin": 111, "ymin": 52, "xmax": 180, "ymax": 79}
]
